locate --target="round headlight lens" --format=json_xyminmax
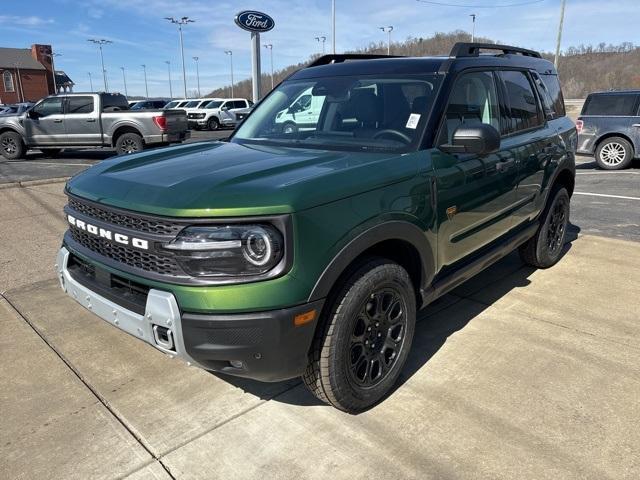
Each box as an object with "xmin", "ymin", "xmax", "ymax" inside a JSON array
[{"xmin": 242, "ymin": 228, "xmax": 272, "ymax": 266}]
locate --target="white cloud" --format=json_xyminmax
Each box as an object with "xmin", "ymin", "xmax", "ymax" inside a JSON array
[{"xmin": 0, "ymin": 15, "xmax": 54, "ymax": 27}]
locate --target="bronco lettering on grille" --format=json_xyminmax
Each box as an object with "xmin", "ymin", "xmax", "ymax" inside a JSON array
[{"xmin": 67, "ymin": 215, "xmax": 149, "ymax": 250}]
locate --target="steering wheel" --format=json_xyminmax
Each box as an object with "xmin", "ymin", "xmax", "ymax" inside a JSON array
[{"xmin": 372, "ymin": 129, "xmax": 412, "ymax": 144}]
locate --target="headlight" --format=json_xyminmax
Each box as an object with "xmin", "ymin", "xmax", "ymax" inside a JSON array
[{"xmin": 164, "ymin": 225, "xmax": 284, "ymax": 277}]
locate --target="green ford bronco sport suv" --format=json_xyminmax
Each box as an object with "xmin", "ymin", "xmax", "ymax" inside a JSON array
[{"xmin": 57, "ymin": 43, "xmax": 576, "ymax": 413}]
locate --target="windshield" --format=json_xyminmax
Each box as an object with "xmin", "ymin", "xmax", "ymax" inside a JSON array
[
  {"xmin": 164, "ymin": 101, "xmax": 179, "ymax": 109},
  {"xmin": 204, "ymin": 100, "xmax": 223, "ymax": 109},
  {"xmin": 232, "ymin": 74, "xmax": 440, "ymax": 152},
  {"xmin": 185, "ymin": 101, "xmax": 202, "ymax": 108}
]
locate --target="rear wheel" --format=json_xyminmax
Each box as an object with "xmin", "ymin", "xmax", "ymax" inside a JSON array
[
  {"xmin": 0, "ymin": 131, "xmax": 25, "ymax": 160},
  {"xmin": 40, "ymin": 148, "xmax": 62, "ymax": 157},
  {"xmin": 303, "ymin": 258, "xmax": 416, "ymax": 413},
  {"xmin": 207, "ymin": 117, "xmax": 220, "ymax": 131},
  {"xmin": 115, "ymin": 133, "xmax": 144, "ymax": 155},
  {"xmin": 282, "ymin": 121, "xmax": 298, "ymax": 134},
  {"xmin": 595, "ymin": 137, "xmax": 633, "ymax": 170},
  {"xmin": 519, "ymin": 186, "xmax": 570, "ymax": 268}
]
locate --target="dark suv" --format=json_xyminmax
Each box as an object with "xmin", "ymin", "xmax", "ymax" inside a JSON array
[
  {"xmin": 577, "ymin": 90, "xmax": 640, "ymax": 169},
  {"xmin": 57, "ymin": 43, "xmax": 576, "ymax": 413}
]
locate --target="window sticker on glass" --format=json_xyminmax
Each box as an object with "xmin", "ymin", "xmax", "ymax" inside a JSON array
[{"xmin": 406, "ymin": 113, "xmax": 421, "ymax": 129}]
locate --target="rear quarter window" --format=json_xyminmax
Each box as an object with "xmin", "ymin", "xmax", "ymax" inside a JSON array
[
  {"xmin": 539, "ymin": 74, "xmax": 566, "ymax": 118},
  {"xmin": 582, "ymin": 94, "xmax": 639, "ymax": 116}
]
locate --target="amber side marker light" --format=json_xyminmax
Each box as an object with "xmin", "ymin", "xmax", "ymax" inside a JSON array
[{"xmin": 294, "ymin": 309, "xmax": 317, "ymax": 326}]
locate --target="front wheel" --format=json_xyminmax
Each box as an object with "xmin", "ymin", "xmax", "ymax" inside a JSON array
[
  {"xmin": 595, "ymin": 137, "xmax": 633, "ymax": 170},
  {"xmin": 115, "ymin": 133, "xmax": 144, "ymax": 155},
  {"xmin": 0, "ymin": 131, "xmax": 25, "ymax": 160},
  {"xmin": 519, "ymin": 186, "xmax": 570, "ymax": 268},
  {"xmin": 303, "ymin": 258, "xmax": 416, "ymax": 413},
  {"xmin": 282, "ymin": 121, "xmax": 298, "ymax": 134},
  {"xmin": 207, "ymin": 117, "xmax": 220, "ymax": 131}
]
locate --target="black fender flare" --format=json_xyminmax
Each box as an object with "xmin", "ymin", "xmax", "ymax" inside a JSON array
[{"xmin": 307, "ymin": 220, "xmax": 435, "ymax": 303}]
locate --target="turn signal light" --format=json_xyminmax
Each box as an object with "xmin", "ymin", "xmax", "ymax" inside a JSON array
[{"xmin": 294, "ymin": 309, "xmax": 317, "ymax": 327}]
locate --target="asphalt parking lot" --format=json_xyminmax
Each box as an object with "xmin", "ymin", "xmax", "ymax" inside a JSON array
[{"xmin": 1, "ymin": 130, "xmax": 639, "ymax": 479}]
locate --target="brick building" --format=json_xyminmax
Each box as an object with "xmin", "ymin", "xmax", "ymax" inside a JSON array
[{"xmin": 0, "ymin": 44, "xmax": 74, "ymax": 104}]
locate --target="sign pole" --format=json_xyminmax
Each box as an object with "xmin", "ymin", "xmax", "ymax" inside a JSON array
[{"xmin": 251, "ymin": 31, "xmax": 262, "ymax": 102}]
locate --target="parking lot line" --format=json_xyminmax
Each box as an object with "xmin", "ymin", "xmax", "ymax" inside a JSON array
[
  {"xmin": 574, "ymin": 192, "xmax": 640, "ymax": 201},
  {"xmin": 576, "ymin": 171, "xmax": 639, "ymax": 175},
  {"xmin": 4, "ymin": 161, "xmax": 93, "ymax": 166}
]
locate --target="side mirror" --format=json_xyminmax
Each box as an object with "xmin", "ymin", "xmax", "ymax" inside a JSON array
[
  {"xmin": 221, "ymin": 105, "xmax": 228, "ymax": 111},
  {"xmin": 440, "ymin": 124, "xmax": 501, "ymax": 156},
  {"xmin": 28, "ymin": 109, "xmax": 40, "ymax": 119}
]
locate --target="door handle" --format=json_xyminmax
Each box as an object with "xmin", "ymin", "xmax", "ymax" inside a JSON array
[
  {"xmin": 496, "ymin": 159, "xmax": 515, "ymax": 172},
  {"xmin": 53, "ymin": 119, "xmax": 63, "ymax": 123},
  {"xmin": 86, "ymin": 118, "xmax": 96, "ymax": 122}
]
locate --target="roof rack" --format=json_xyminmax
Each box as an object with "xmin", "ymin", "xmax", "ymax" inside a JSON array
[
  {"xmin": 450, "ymin": 42, "xmax": 541, "ymax": 59},
  {"xmin": 307, "ymin": 54, "xmax": 403, "ymax": 68}
]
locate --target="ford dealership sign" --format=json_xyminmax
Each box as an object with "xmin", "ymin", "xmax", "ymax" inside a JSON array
[{"xmin": 234, "ymin": 11, "xmax": 275, "ymax": 33}]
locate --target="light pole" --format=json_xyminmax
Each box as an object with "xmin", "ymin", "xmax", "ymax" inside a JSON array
[
  {"xmin": 470, "ymin": 14, "xmax": 477, "ymax": 42},
  {"xmin": 315, "ymin": 36, "xmax": 327, "ymax": 54},
  {"xmin": 165, "ymin": 16, "xmax": 194, "ymax": 99},
  {"xmin": 331, "ymin": 0, "xmax": 336, "ymax": 54},
  {"xmin": 225, "ymin": 50, "xmax": 234, "ymax": 97},
  {"xmin": 379, "ymin": 26, "xmax": 393, "ymax": 55},
  {"xmin": 554, "ymin": 0, "xmax": 567, "ymax": 69},
  {"xmin": 193, "ymin": 56, "xmax": 201, "ymax": 97},
  {"xmin": 45, "ymin": 52, "xmax": 61, "ymax": 94},
  {"xmin": 263, "ymin": 44, "xmax": 274, "ymax": 90},
  {"xmin": 165, "ymin": 61, "xmax": 173, "ymax": 99},
  {"xmin": 120, "ymin": 66, "xmax": 128, "ymax": 97},
  {"xmin": 88, "ymin": 72, "xmax": 93, "ymax": 92},
  {"xmin": 141, "ymin": 64, "xmax": 149, "ymax": 98},
  {"xmin": 88, "ymin": 39, "xmax": 112, "ymax": 92}
]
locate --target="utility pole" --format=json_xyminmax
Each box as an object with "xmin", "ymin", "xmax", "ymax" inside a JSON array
[
  {"xmin": 331, "ymin": 0, "xmax": 336, "ymax": 54},
  {"xmin": 225, "ymin": 50, "xmax": 234, "ymax": 97},
  {"xmin": 88, "ymin": 72, "xmax": 93, "ymax": 92},
  {"xmin": 193, "ymin": 56, "xmax": 201, "ymax": 97},
  {"xmin": 315, "ymin": 36, "xmax": 327, "ymax": 54},
  {"xmin": 165, "ymin": 60, "xmax": 173, "ymax": 98},
  {"xmin": 470, "ymin": 14, "xmax": 477, "ymax": 42},
  {"xmin": 165, "ymin": 16, "xmax": 194, "ymax": 99},
  {"xmin": 554, "ymin": 0, "xmax": 567, "ymax": 69},
  {"xmin": 141, "ymin": 64, "xmax": 149, "ymax": 98},
  {"xmin": 263, "ymin": 44, "xmax": 274, "ymax": 90},
  {"xmin": 379, "ymin": 26, "xmax": 393, "ymax": 55},
  {"xmin": 120, "ymin": 67, "xmax": 128, "ymax": 97},
  {"xmin": 88, "ymin": 39, "xmax": 112, "ymax": 92}
]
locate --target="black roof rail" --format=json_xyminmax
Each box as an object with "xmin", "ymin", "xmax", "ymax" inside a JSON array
[
  {"xmin": 307, "ymin": 53, "xmax": 403, "ymax": 68},
  {"xmin": 450, "ymin": 42, "xmax": 542, "ymax": 59}
]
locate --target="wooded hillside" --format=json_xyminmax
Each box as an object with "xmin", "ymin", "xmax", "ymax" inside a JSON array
[{"xmin": 207, "ymin": 31, "xmax": 640, "ymax": 100}]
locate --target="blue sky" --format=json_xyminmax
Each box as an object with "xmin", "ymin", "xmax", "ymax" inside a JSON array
[{"xmin": 1, "ymin": 0, "xmax": 638, "ymax": 98}]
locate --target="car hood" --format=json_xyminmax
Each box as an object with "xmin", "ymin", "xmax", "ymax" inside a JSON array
[{"xmin": 66, "ymin": 141, "xmax": 418, "ymax": 217}]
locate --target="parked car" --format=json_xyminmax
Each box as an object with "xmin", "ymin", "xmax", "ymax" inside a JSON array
[
  {"xmin": 0, "ymin": 93, "xmax": 189, "ymax": 158},
  {"xmin": 0, "ymin": 102, "xmax": 34, "ymax": 116},
  {"xmin": 164, "ymin": 99, "xmax": 193, "ymax": 110},
  {"xmin": 274, "ymin": 87, "xmax": 325, "ymax": 133},
  {"xmin": 128, "ymin": 100, "xmax": 139, "ymax": 108},
  {"xmin": 131, "ymin": 99, "xmax": 170, "ymax": 110},
  {"xmin": 187, "ymin": 98, "xmax": 253, "ymax": 130},
  {"xmin": 56, "ymin": 43, "xmax": 575, "ymax": 413},
  {"xmin": 576, "ymin": 90, "xmax": 640, "ymax": 169}
]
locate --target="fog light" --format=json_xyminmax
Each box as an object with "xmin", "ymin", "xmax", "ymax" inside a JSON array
[{"xmin": 229, "ymin": 360, "xmax": 244, "ymax": 369}]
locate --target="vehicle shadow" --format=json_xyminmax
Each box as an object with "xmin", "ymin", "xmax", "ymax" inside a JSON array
[
  {"xmin": 23, "ymin": 150, "xmax": 115, "ymax": 161},
  {"xmin": 212, "ymin": 223, "xmax": 581, "ymax": 411}
]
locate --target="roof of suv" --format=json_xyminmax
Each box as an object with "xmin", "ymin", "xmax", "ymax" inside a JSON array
[{"xmin": 291, "ymin": 42, "xmax": 556, "ymax": 80}]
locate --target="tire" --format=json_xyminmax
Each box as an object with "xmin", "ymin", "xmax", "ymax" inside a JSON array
[
  {"xmin": 0, "ymin": 131, "xmax": 25, "ymax": 160},
  {"xmin": 40, "ymin": 148, "xmax": 62, "ymax": 157},
  {"xmin": 115, "ymin": 133, "xmax": 144, "ymax": 155},
  {"xmin": 595, "ymin": 137, "xmax": 633, "ymax": 170},
  {"xmin": 519, "ymin": 186, "xmax": 570, "ymax": 268},
  {"xmin": 282, "ymin": 121, "xmax": 298, "ymax": 134},
  {"xmin": 207, "ymin": 117, "xmax": 220, "ymax": 131},
  {"xmin": 303, "ymin": 258, "xmax": 416, "ymax": 413}
]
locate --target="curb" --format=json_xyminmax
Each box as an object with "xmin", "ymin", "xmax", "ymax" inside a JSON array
[{"xmin": 0, "ymin": 177, "xmax": 70, "ymax": 190}]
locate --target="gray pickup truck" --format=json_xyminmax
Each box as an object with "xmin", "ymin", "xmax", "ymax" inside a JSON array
[{"xmin": 0, "ymin": 92, "xmax": 189, "ymax": 159}]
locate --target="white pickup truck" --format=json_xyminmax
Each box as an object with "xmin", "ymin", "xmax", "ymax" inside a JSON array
[
  {"xmin": 187, "ymin": 98, "xmax": 253, "ymax": 130},
  {"xmin": 0, "ymin": 92, "xmax": 189, "ymax": 159}
]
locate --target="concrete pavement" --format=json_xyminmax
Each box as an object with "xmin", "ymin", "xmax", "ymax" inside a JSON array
[{"xmin": 1, "ymin": 183, "xmax": 640, "ymax": 479}]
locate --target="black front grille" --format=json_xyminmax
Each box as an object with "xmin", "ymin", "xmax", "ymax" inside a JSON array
[
  {"xmin": 69, "ymin": 227, "xmax": 182, "ymax": 276},
  {"xmin": 68, "ymin": 198, "xmax": 183, "ymax": 236}
]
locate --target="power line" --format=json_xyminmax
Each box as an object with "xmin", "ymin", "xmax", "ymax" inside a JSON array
[{"xmin": 416, "ymin": 0, "xmax": 545, "ymax": 8}]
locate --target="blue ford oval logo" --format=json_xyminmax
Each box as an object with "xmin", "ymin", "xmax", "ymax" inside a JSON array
[{"xmin": 234, "ymin": 11, "xmax": 275, "ymax": 33}]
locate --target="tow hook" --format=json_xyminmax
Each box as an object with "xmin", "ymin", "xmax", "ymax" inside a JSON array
[{"xmin": 152, "ymin": 325, "xmax": 175, "ymax": 351}]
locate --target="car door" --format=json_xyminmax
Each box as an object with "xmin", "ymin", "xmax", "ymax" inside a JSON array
[
  {"xmin": 433, "ymin": 70, "xmax": 519, "ymax": 269},
  {"xmin": 23, "ymin": 97, "xmax": 66, "ymax": 145},
  {"xmin": 498, "ymin": 70, "xmax": 561, "ymax": 226},
  {"xmin": 64, "ymin": 96, "xmax": 101, "ymax": 145},
  {"xmin": 218, "ymin": 101, "xmax": 235, "ymax": 124}
]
